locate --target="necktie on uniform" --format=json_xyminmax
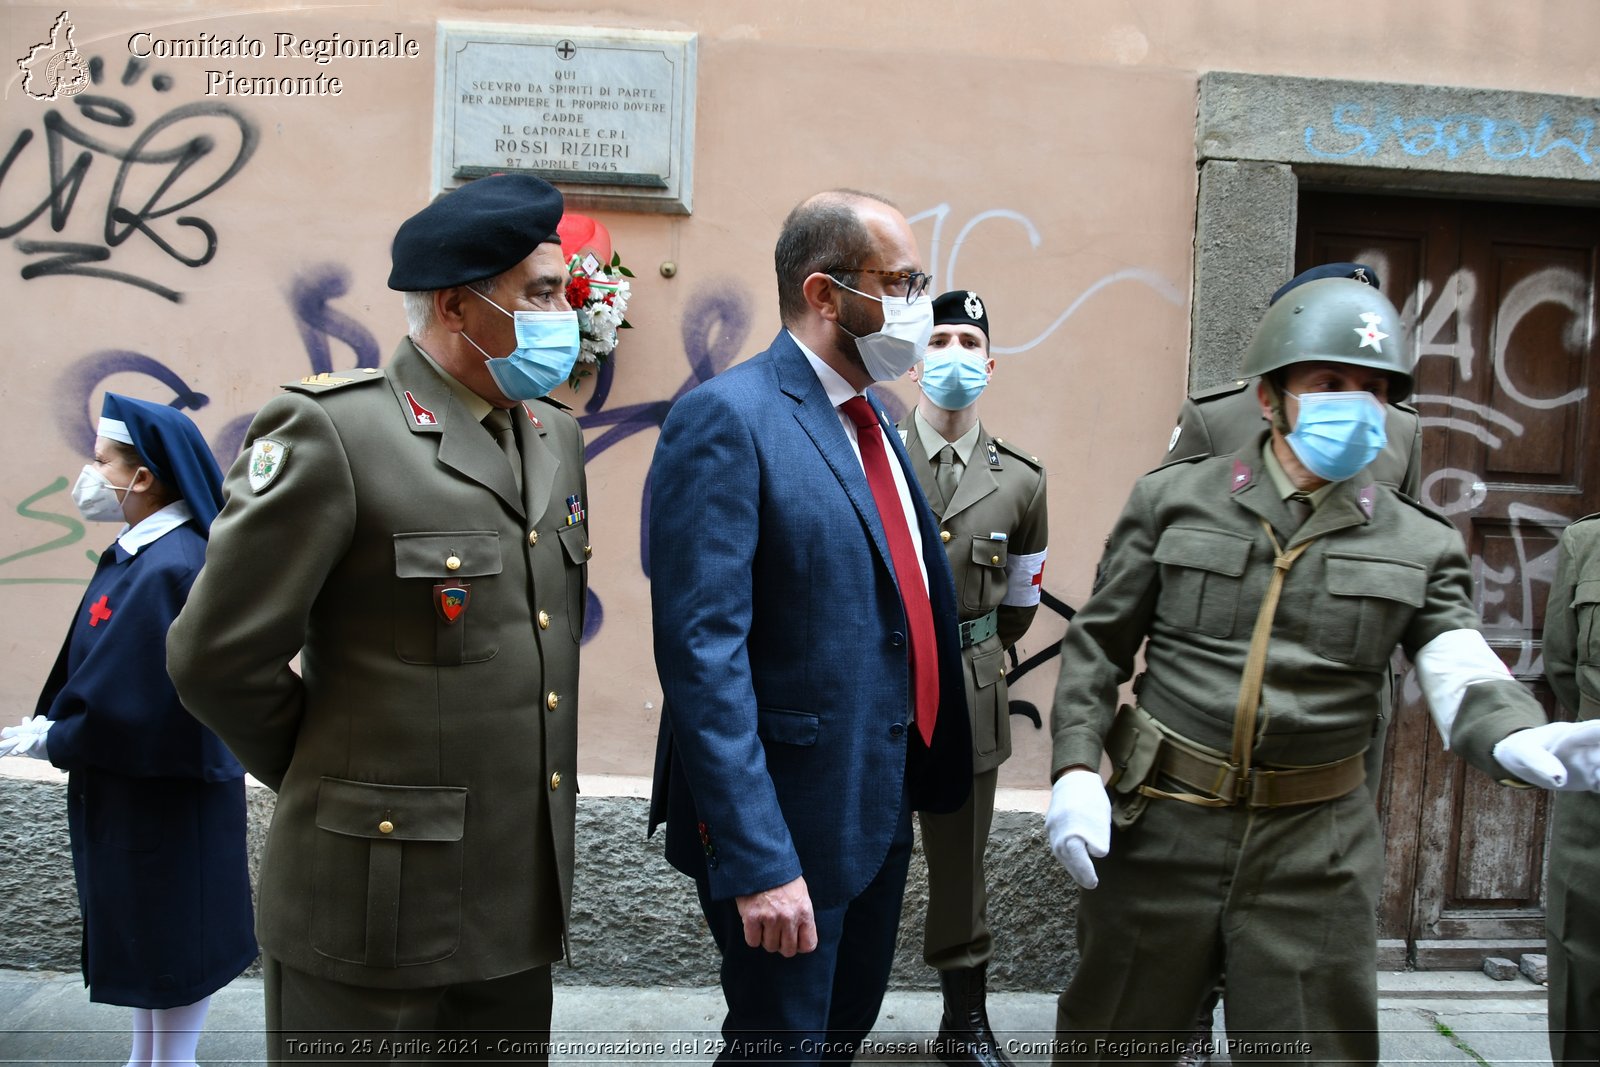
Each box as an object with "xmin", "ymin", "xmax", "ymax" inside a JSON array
[
  {"xmin": 935, "ymin": 444, "xmax": 960, "ymax": 511},
  {"xmin": 840, "ymin": 396, "xmax": 939, "ymax": 746},
  {"xmin": 483, "ymin": 408, "xmax": 522, "ymax": 494}
]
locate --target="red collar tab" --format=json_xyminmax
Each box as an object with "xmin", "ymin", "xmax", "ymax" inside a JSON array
[
  {"xmin": 405, "ymin": 391, "xmax": 437, "ymax": 426},
  {"xmin": 1230, "ymin": 459, "xmax": 1252, "ymax": 494}
]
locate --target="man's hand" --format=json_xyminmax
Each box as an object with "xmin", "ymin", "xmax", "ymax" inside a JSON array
[
  {"xmin": 0, "ymin": 716, "xmax": 51, "ymax": 760},
  {"xmin": 1493, "ymin": 720, "xmax": 1600, "ymax": 791},
  {"xmin": 735, "ymin": 876, "xmax": 818, "ymax": 957},
  {"xmin": 1045, "ymin": 768, "xmax": 1111, "ymax": 889}
]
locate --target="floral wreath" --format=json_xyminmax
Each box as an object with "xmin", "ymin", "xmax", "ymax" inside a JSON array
[{"xmin": 558, "ymin": 213, "xmax": 633, "ymax": 389}]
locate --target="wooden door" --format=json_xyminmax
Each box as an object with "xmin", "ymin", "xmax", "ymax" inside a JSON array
[{"xmin": 1297, "ymin": 191, "xmax": 1600, "ymax": 966}]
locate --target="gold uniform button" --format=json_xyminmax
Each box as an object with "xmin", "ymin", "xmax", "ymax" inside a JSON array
[
  {"xmin": 550, "ymin": 772, "xmax": 562, "ymax": 790},
  {"xmin": 992, "ymin": 555, "xmax": 1001, "ymax": 564},
  {"xmin": 538, "ymin": 610, "xmax": 551, "ymax": 630},
  {"xmin": 528, "ymin": 530, "xmax": 539, "ymax": 546},
  {"xmin": 378, "ymin": 820, "xmax": 394, "ymax": 834},
  {"xmin": 444, "ymin": 555, "xmax": 461, "ymax": 571},
  {"xmin": 940, "ymin": 531, "xmax": 952, "ymax": 544},
  {"xmin": 583, "ymin": 544, "xmax": 592, "ymax": 558},
  {"xmin": 546, "ymin": 691, "xmax": 559, "ymax": 711}
]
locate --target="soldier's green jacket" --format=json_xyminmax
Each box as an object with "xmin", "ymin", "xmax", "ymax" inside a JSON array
[
  {"xmin": 1051, "ymin": 434, "xmax": 1542, "ymax": 777},
  {"xmin": 168, "ymin": 339, "xmax": 587, "ymax": 989},
  {"xmin": 1541, "ymin": 512, "xmax": 1600, "ymax": 1064},
  {"xmin": 899, "ymin": 415, "xmax": 1047, "ymax": 773}
]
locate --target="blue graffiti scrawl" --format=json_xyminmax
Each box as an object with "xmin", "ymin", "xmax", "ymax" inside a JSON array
[
  {"xmin": 1306, "ymin": 103, "xmax": 1596, "ymax": 166},
  {"xmin": 0, "ymin": 55, "xmax": 258, "ymax": 302}
]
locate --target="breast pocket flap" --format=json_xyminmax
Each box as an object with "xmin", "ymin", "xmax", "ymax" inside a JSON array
[
  {"xmin": 314, "ymin": 778, "xmax": 467, "ymax": 842},
  {"xmin": 1325, "ymin": 554, "xmax": 1427, "ymax": 607},
  {"xmin": 393, "ymin": 531, "xmax": 503, "ymax": 579},
  {"xmin": 558, "ymin": 523, "xmax": 590, "ymax": 565},
  {"xmin": 1570, "ymin": 578, "xmax": 1600, "ymax": 609},
  {"xmin": 970, "ymin": 537, "xmax": 1008, "ymax": 569},
  {"xmin": 1153, "ymin": 527, "xmax": 1251, "ymax": 577},
  {"xmin": 756, "ymin": 707, "xmax": 820, "ymax": 746}
]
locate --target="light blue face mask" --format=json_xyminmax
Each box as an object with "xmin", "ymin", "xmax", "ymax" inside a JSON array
[
  {"xmin": 465, "ymin": 290, "xmax": 580, "ymax": 401},
  {"xmin": 918, "ymin": 349, "xmax": 990, "ymax": 411},
  {"xmin": 1286, "ymin": 390, "xmax": 1387, "ymax": 482}
]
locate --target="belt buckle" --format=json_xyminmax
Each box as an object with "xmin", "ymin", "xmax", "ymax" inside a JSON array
[{"xmin": 1208, "ymin": 762, "xmax": 1244, "ymax": 805}]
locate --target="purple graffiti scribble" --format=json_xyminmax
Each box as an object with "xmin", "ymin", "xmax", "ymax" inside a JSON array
[
  {"xmin": 290, "ymin": 263, "xmax": 381, "ymax": 375},
  {"xmin": 55, "ymin": 350, "xmax": 210, "ymax": 457},
  {"xmin": 576, "ymin": 282, "xmax": 753, "ymax": 583},
  {"xmin": 53, "ymin": 264, "xmax": 375, "ymax": 468},
  {"xmin": 0, "ymin": 56, "xmax": 258, "ymax": 302}
]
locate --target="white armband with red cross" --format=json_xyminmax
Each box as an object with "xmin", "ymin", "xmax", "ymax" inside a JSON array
[{"xmin": 1003, "ymin": 548, "xmax": 1048, "ymax": 607}]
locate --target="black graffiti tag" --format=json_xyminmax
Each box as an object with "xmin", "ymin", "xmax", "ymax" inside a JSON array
[{"xmin": 0, "ymin": 58, "xmax": 258, "ymax": 302}]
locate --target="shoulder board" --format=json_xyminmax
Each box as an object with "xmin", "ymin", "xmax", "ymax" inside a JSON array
[
  {"xmin": 1190, "ymin": 378, "xmax": 1253, "ymax": 404},
  {"xmin": 1393, "ymin": 490, "xmax": 1456, "ymax": 530},
  {"xmin": 282, "ymin": 368, "xmax": 386, "ymax": 395},
  {"xmin": 531, "ymin": 395, "xmax": 572, "ymax": 413},
  {"xmin": 1565, "ymin": 511, "xmax": 1600, "ymax": 527},
  {"xmin": 991, "ymin": 436, "xmax": 1044, "ymax": 471},
  {"xmin": 1152, "ymin": 451, "xmax": 1209, "ymax": 474}
]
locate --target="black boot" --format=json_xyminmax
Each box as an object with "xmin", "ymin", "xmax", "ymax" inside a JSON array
[{"xmin": 934, "ymin": 963, "xmax": 1016, "ymax": 1067}]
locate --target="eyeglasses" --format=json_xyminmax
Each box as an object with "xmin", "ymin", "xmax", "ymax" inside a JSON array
[{"xmin": 829, "ymin": 268, "xmax": 933, "ymax": 304}]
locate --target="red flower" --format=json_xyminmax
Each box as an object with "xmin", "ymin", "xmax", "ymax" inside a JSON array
[{"xmin": 565, "ymin": 277, "xmax": 592, "ymax": 307}]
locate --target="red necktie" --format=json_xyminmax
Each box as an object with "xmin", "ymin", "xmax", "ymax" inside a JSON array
[{"xmin": 840, "ymin": 396, "xmax": 939, "ymax": 746}]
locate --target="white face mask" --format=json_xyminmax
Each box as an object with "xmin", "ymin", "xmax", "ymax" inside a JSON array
[
  {"xmin": 71, "ymin": 465, "xmax": 138, "ymax": 523},
  {"xmin": 834, "ymin": 280, "xmax": 935, "ymax": 382}
]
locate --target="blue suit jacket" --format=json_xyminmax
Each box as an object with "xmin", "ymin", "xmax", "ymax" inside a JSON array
[{"xmin": 647, "ymin": 330, "xmax": 971, "ymax": 908}]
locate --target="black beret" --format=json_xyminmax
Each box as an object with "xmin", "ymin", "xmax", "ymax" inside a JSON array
[
  {"xmin": 387, "ymin": 174, "xmax": 564, "ymax": 291},
  {"xmin": 931, "ymin": 289, "xmax": 989, "ymax": 339},
  {"xmin": 1269, "ymin": 262, "xmax": 1380, "ymax": 306}
]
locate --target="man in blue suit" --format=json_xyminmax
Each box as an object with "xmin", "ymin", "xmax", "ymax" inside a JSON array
[{"xmin": 648, "ymin": 189, "xmax": 973, "ymax": 1064}]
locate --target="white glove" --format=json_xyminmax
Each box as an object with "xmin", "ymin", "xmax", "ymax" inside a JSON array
[
  {"xmin": 1492, "ymin": 720, "xmax": 1600, "ymax": 792},
  {"xmin": 0, "ymin": 715, "xmax": 52, "ymax": 760},
  {"xmin": 1045, "ymin": 769, "xmax": 1112, "ymax": 889}
]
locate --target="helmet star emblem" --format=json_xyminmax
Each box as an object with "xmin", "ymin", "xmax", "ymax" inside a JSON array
[{"xmin": 1355, "ymin": 312, "xmax": 1388, "ymax": 352}]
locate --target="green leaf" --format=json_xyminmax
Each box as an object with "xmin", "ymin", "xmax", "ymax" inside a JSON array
[{"xmin": 618, "ymin": 266, "xmax": 635, "ymax": 277}]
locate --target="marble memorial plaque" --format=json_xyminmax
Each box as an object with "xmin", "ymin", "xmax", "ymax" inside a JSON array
[{"xmin": 435, "ymin": 24, "xmax": 696, "ymax": 214}]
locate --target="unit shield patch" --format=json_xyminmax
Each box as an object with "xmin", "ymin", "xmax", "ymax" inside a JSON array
[{"xmin": 247, "ymin": 438, "xmax": 288, "ymax": 493}]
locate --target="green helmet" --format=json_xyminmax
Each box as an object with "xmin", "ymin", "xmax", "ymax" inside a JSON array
[{"xmin": 1240, "ymin": 277, "xmax": 1414, "ymax": 401}]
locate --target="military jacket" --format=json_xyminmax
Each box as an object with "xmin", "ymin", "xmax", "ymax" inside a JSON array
[
  {"xmin": 1546, "ymin": 513, "xmax": 1600, "ymax": 724},
  {"xmin": 899, "ymin": 414, "xmax": 1047, "ymax": 772},
  {"xmin": 168, "ymin": 339, "xmax": 588, "ymax": 989},
  {"xmin": 1052, "ymin": 435, "xmax": 1542, "ymax": 777}
]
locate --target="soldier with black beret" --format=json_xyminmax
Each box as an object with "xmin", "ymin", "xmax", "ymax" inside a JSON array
[
  {"xmin": 169, "ymin": 173, "xmax": 591, "ymax": 1063},
  {"xmin": 900, "ymin": 290, "xmax": 1047, "ymax": 1067}
]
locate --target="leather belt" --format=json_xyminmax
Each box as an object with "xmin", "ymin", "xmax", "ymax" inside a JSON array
[
  {"xmin": 1147, "ymin": 727, "xmax": 1367, "ymax": 809},
  {"xmin": 959, "ymin": 610, "xmax": 998, "ymax": 648}
]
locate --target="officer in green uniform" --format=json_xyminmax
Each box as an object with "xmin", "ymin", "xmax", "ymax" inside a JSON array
[
  {"xmin": 898, "ymin": 290, "xmax": 1048, "ymax": 1067},
  {"xmin": 1043, "ymin": 276, "xmax": 1600, "ymax": 1064},
  {"xmin": 1160, "ymin": 264, "xmax": 1421, "ymax": 1066},
  {"xmin": 1541, "ymin": 513, "xmax": 1600, "ymax": 1065},
  {"xmin": 167, "ymin": 174, "xmax": 590, "ymax": 1064}
]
